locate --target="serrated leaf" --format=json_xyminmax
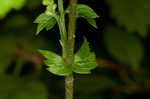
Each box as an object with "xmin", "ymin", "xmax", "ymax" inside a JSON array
[
  {"xmin": 34, "ymin": 13, "xmax": 56, "ymax": 35},
  {"xmin": 66, "ymin": 4, "xmax": 99, "ymax": 29},
  {"xmin": 0, "ymin": 0, "xmax": 26, "ymax": 19},
  {"xmin": 104, "ymin": 27, "xmax": 144, "ymax": 68},
  {"xmin": 106, "ymin": 0, "xmax": 150, "ymax": 37},
  {"xmin": 38, "ymin": 50, "xmax": 71, "ymax": 76},
  {"xmin": 73, "ymin": 38, "xmax": 98, "ymax": 74}
]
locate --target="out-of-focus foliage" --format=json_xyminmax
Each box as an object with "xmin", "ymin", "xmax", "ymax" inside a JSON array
[
  {"xmin": 104, "ymin": 27, "xmax": 144, "ymax": 68},
  {"xmin": 106, "ymin": 0, "xmax": 150, "ymax": 37},
  {"xmin": 0, "ymin": 13, "xmax": 51, "ymax": 76},
  {"xmin": 25, "ymin": 0, "xmax": 42, "ymax": 9},
  {"xmin": 0, "ymin": 0, "xmax": 26, "ymax": 19},
  {"xmin": 0, "ymin": 77, "xmax": 48, "ymax": 99}
]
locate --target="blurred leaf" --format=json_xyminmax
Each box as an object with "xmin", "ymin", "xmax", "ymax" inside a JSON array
[
  {"xmin": 106, "ymin": 0, "xmax": 150, "ymax": 37},
  {"xmin": 43, "ymin": 0, "xmax": 54, "ymax": 6},
  {"xmin": 38, "ymin": 50, "xmax": 72, "ymax": 76},
  {"xmin": 104, "ymin": 27, "xmax": 144, "ymax": 68},
  {"xmin": 34, "ymin": 13, "xmax": 56, "ymax": 35},
  {"xmin": 26, "ymin": 0, "xmax": 42, "ymax": 9},
  {"xmin": 66, "ymin": 4, "xmax": 99, "ymax": 28},
  {"xmin": 0, "ymin": 77, "xmax": 48, "ymax": 99},
  {"xmin": 73, "ymin": 38, "xmax": 98, "ymax": 74},
  {"xmin": 0, "ymin": 0, "xmax": 26, "ymax": 19},
  {"xmin": 4, "ymin": 14, "xmax": 30, "ymax": 29}
]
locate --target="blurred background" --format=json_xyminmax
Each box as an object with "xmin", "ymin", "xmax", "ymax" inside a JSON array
[{"xmin": 0, "ymin": 0, "xmax": 150, "ymax": 99}]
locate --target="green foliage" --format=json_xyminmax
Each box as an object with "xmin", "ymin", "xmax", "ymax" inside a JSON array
[
  {"xmin": 34, "ymin": 13, "xmax": 56, "ymax": 35},
  {"xmin": 87, "ymin": 18, "xmax": 98, "ymax": 29},
  {"xmin": 75, "ymin": 4, "xmax": 99, "ymax": 19},
  {"xmin": 1, "ymin": 0, "xmax": 150, "ymax": 99},
  {"xmin": 0, "ymin": 77, "xmax": 48, "ymax": 99},
  {"xmin": 43, "ymin": 0, "xmax": 54, "ymax": 5},
  {"xmin": 73, "ymin": 38, "xmax": 98, "ymax": 74},
  {"xmin": 43, "ymin": 0, "xmax": 57, "ymax": 16},
  {"xmin": 38, "ymin": 50, "xmax": 72, "ymax": 76},
  {"xmin": 0, "ymin": 0, "xmax": 26, "ymax": 19},
  {"xmin": 39, "ymin": 38, "xmax": 97, "ymax": 75},
  {"xmin": 66, "ymin": 4, "xmax": 99, "ymax": 28},
  {"xmin": 104, "ymin": 27, "xmax": 144, "ymax": 68},
  {"xmin": 106, "ymin": 0, "xmax": 150, "ymax": 37}
]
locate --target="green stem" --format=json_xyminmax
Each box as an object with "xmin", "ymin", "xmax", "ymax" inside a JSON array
[
  {"xmin": 57, "ymin": 0, "xmax": 67, "ymax": 59},
  {"xmin": 57, "ymin": 0, "xmax": 78, "ymax": 99},
  {"xmin": 65, "ymin": 0, "xmax": 78, "ymax": 99},
  {"xmin": 65, "ymin": 75, "xmax": 74, "ymax": 99}
]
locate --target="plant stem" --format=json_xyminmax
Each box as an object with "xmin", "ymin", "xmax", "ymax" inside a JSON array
[
  {"xmin": 65, "ymin": 0, "xmax": 78, "ymax": 99},
  {"xmin": 65, "ymin": 74, "xmax": 74, "ymax": 99},
  {"xmin": 57, "ymin": 0, "xmax": 78, "ymax": 99},
  {"xmin": 57, "ymin": 0, "xmax": 68, "ymax": 59}
]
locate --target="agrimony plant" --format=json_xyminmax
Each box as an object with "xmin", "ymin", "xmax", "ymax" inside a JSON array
[{"xmin": 34, "ymin": 0, "xmax": 99, "ymax": 99}]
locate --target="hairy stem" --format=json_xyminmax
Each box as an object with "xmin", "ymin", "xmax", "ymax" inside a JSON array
[
  {"xmin": 65, "ymin": 0, "xmax": 78, "ymax": 99},
  {"xmin": 57, "ymin": 0, "xmax": 78, "ymax": 99},
  {"xmin": 65, "ymin": 75, "xmax": 74, "ymax": 99}
]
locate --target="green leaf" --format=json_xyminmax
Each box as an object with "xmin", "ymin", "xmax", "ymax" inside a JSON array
[
  {"xmin": 0, "ymin": 0, "xmax": 26, "ymax": 19},
  {"xmin": 87, "ymin": 18, "xmax": 98, "ymax": 29},
  {"xmin": 73, "ymin": 38, "xmax": 98, "ymax": 74},
  {"xmin": 104, "ymin": 27, "xmax": 144, "ymax": 68},
  {"xmin": 34, "ymin": 13, "xmax": 56, "ymax": 35},
  {"xmin": 106, "ymin": 0, "xmax": 150, "ymax": 37},
  {"xmin": 66, "ymin": 4, "xmax": 99, "ymax": 28},
  {"xmin": 38, "ymin": 50, "xmax": 71, "ymax": 76},
  {"xmin": 76, "ymin": 4, "xmax": 99, "ymax": 19}
]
